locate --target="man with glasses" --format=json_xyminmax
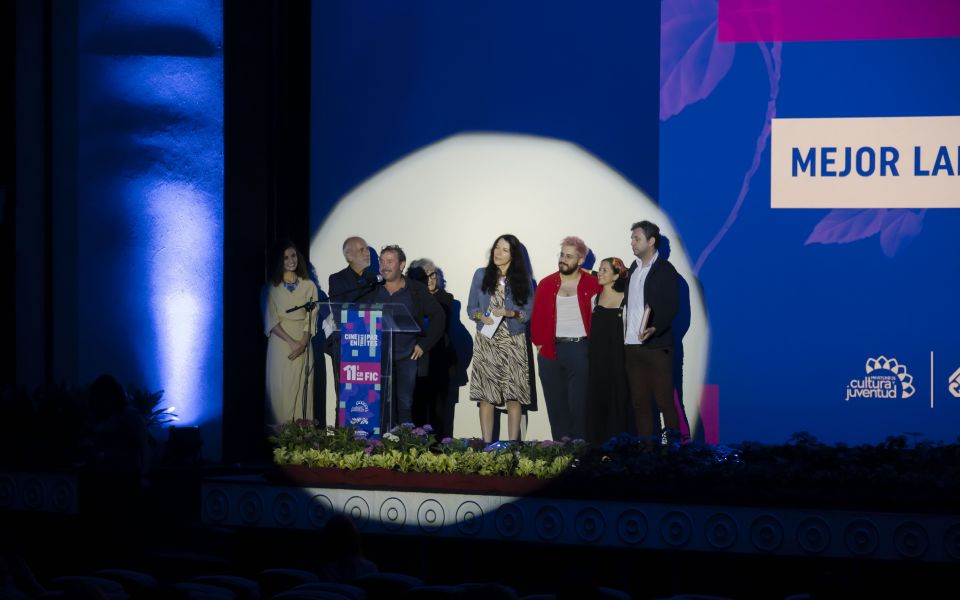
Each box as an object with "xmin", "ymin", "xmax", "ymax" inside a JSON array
[
  {"xmin": 376, "ymin": 245, "xmax": 446, "ymax": 427},
  {"xmin": 327, "ymin": 236, "xmax": 380, "ymax": 410},
  {"xmin": 530, "ymin": 236, "xmax": 601, "ymax": 440},
  {"xmin": 407, "ymin": 259, "xmax": 459, "ymax": 439}
]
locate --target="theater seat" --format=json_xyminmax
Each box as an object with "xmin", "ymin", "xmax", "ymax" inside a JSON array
[
  {"xmin": 257, "ymin": 569, "xmax": 321, "ymax": 598},
  {"xmin": 193, "ymin": 575, "xmax": 261, "ymax": 600},
  {"xmin": 50, "ymin": 575, "xmax": 129, "ymax": 599},
  {"xmin": 400, "ymin": 584, "xmax": 465, "ymax": 599},
  {"xmin": 173, "ymin": 581, "xmax": 237, "ymax": 599},
  {"xmin": 459, "ymin": 582, "xmax": 519, "ymax": 600},
  {"xmin": 653, "ymin": 595, "xmax": 734, "ymax": 600},
  {"xmin": 294, "ymin": 582, "xmax": 367, "ymax": 600},
  {"xmin": 351, "ymin": 573, "xmax": 424, "ymax": 598},
  {"xmin": 595, "ymin": 588, "xmax": 631, "ymax": 600},
  {"xmin": 270, "ymin": 591, "xmax": 353, "ymax": 600},
  {"xmin": 96, "ymin": 569, "xmax": 160, "ymax": 596}
]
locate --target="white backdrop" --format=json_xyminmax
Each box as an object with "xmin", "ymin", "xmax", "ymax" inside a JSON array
[{"xmin": 310, "ymin": 134, "xmax": 709, "ymax": 440}]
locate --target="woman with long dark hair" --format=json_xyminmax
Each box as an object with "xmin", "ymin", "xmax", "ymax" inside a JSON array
[
  {"xmin": 466, "ymin": 234, "xmax": 534, "ymax": 442},
  {"xmin": 585, "ymin": 257, "xmax": 631, "ymax": 445},
  {"xmin": 264, "ymin": 240, "xmax": 320, "ymax": 428}
]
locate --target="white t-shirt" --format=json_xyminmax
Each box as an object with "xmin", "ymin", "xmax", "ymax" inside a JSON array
[
  {"xmin": 624, "ymin": 252, "xmax": 658, "ymax": 345},
  {"xmin": 555, "ymin": 294, "xmax": 586, "ymax": 337}
]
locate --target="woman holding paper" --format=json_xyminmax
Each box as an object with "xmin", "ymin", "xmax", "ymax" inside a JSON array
[
  {"xmin": 585, "ymin": 257, "xmax": 631, "ymax": 445},
  {"xmin": 466, "ymin": 234, "xmax": 533, "ymax": 442}
]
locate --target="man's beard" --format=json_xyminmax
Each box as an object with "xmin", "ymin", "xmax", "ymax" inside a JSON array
[{"xmin": 558, "ymin": 262, "xmax": 578, "ymax": 275}]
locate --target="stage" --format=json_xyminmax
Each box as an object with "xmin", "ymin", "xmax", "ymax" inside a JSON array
[
  {"xmin": 4, "ymin": 458, "xmax": 959, "ymax": 599},
  {"xmin": 195, "ymin": 465, "xmax": 960, "ymax": 564}
]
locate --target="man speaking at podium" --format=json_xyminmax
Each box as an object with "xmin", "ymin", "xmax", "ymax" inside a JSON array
[
  {"xmin": 328, "ymin": 236, "xmax": 380, "ymax": 304},
  {"xmin": 376, "ymin": 245, "xmax": 445, "ymax": 427},
  {"xmin": 327, "ymin": 236, "xmax": 382, "ymax": 407}
]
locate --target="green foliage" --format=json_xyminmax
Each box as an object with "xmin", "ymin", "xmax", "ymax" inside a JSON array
[
  {"xmin": 270, "ymin": 421, "xmax": 588, "ymax": 479},
  {"xmin": 271, "ymin": 423, "xmax": 960, "ymax": 510},
  {"xmin": 127, "ymin": 386, "xmax": 177, "ymax": 428},
  {"xmin": 0, "ymin": 380, "xmax": 169, "ymax": 468}
]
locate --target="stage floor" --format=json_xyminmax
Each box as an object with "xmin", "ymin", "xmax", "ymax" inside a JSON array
[{"xmin": 199, "ymin": 466, "xmax": 960, "ymax": 564}]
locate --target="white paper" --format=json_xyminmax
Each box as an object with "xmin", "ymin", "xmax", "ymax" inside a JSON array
[
  {"xmin": 639, "ymin": 305, "xmax": 652, "ymax": 333},
  {"xmin": 321, "ymin": 312, "xmax": 337, "ymax": 338},
  {"xmin": 638, "ymin": 305, "xmax": 652, "ymax": 344},
  {"xmin": 480, "ymin": 315, "xmax": 503, "ymax": 338}
]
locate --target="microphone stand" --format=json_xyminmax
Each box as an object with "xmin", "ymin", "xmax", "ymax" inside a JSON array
[
  {"xmin": 287, "ymin": 297, "xmax": 316, "ymax": 422},
  {"xmin": 326, "ymin": 276, "xmax": 385, "ymax": 301}
]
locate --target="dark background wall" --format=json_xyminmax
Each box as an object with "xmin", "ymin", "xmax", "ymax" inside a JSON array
[
  {"xmin": 1, "ymin": 1, "xmax": 14, "ymax": 389},
  {"xmin": 10, "ymin": 0, "xmax": 314, "ymax": 462},
  {"xmin": 223, "ymin": 0, "xmax": 312, "ymax": 462}
]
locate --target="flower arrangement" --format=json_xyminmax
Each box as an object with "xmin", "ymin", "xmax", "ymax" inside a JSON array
[
  {"xmin": 270, "ymin": 421, "xmax": 589, "ymax": 479},
  {"xmin": 566, "ymin": 431, "xmax": 960, "ymax": 512},
  {"xmin": 270, "ymin": 424, "xmax": 960, "ymax": 511}
]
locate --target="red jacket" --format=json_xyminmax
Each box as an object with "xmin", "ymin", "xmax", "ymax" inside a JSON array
[{"xmin": 530, "ymin": 270, "xmax": 602, "ymax": 360}]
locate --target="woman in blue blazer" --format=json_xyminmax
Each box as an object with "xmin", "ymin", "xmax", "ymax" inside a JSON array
[{"xmin": 466, "ymin": 234, "xmax": 534, "ymax": 442}]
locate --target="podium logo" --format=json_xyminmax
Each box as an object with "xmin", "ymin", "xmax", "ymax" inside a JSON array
[
  {"xmin": 949, "ymin": 367, "xmax": 960, "ymax": 398},
  {"xmin": 845, "ymin": 356, "xmax": 915, "ymax": 401},
  {"xmin": 342, "ymin": 362, "xmax": 381, "ymax": 384},
  {"xmin": 343, "ymin": 332, "xmax": 377, "ymax": 348}
]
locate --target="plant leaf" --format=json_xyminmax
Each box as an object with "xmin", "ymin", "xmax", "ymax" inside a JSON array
[
  {"xmin": 805, "ymin": 209, "xmax": 886, "ymax": 246},
  {"xmin": 661, "ymin": 0, "xmax": 736, "ymax": 121},
  {"xmin": 879, "ymin": 209, "xmax": 924, "ymax": 257},
  {"xmin": 804, "ymin": 209, "xmax": 925, "ymax": 257}
]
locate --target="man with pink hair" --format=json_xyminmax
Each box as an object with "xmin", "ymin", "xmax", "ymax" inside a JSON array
[{"xmin": 531, "ymin": 236, "xmax": 601, "ymax": 440}]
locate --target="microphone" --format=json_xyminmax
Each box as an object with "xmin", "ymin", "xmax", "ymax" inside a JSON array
[
  {"xmin": 327, "ymin": 269, "xmax": 387, "ymax": 302},
  {"xmin": 286, "ymin": 297, "xmax": 317, "ymax": 314},
  {"xmin": 361, "ymin": 269, "xmax": 386, "ymax": 285}
]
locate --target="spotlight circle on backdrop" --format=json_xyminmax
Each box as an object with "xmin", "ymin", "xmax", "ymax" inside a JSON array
[{"xmin": 311, "ymin": 133, "xmax": 709, "ymax": 444}]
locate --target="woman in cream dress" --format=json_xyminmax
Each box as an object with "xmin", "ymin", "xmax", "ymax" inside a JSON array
[{"xmin": 264, "ymin": 241, "xmax": 319, "ymax": 428}]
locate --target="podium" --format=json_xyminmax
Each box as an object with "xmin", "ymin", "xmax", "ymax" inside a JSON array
[{"xmin": 328, "ymin": 302, "xmax": 420, "ymax": 437}]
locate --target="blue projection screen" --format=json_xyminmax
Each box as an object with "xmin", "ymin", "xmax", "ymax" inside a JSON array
[{"xmin": 309, "ymin": 0, "xmax": 960, "ymax": 444}]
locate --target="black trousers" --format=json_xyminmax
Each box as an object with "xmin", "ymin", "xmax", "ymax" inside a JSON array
[
  {"xmin": 537, "ymin": 340, "xmax": 589, "ymax": 440},
  {"xmin": 624, "ymin": 344, "xmax": 678, "ymax": 438}
]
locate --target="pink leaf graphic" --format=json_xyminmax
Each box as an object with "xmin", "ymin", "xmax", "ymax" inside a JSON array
[
  {"xmin": 661, "ymin": 0, "xmax": 736, "ymax": 121},
  {"xmin": 879, "ymin": 209, "xmax": 924, "ymax": 257},
  {"xmin": 805, "ymin": 209, "xmax": 925, "ymax": 257},
  {"xmin": 805, "ymin": 210, "xmax": 886, "ymax": 246}
]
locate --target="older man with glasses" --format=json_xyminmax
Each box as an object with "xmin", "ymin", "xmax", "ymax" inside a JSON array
[{"xmin": 406, "ymin": 258, "xmax": 459, "ymax": 438}]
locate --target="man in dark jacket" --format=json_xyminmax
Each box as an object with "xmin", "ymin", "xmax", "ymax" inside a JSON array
[
  {"xmin": 624, "ymin": 221, "xmax": 681, "ymax": 445},
  {"xmin": 375, "ymin": 245, "xmax": 445, "ymax": 427},
  {"xmin": 328, "ymin": 236, "xmax": 379, "ymax": 304},
  {"xmin": 326, "ymin": 236, "xmax": 381, "ymax": 410}
]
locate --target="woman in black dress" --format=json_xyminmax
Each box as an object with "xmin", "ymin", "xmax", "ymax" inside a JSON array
[{"xmin": 586, "ymin": 257, "xmax": 631, "ymax": 446}]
